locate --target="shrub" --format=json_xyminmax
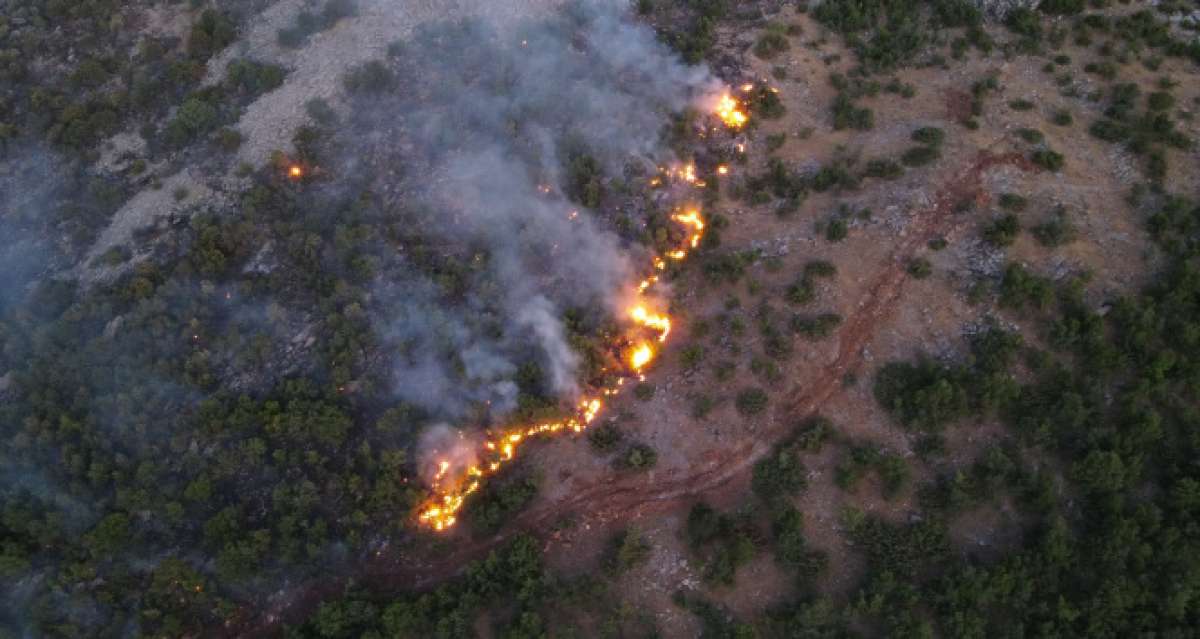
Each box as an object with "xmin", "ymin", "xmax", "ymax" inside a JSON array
[
  {"xmin": 901, "ymin": 145, "xmax": 941, "ymax": 167},
  {"xmin": 606, "ymin": 528, "xmax": 651, "ymax": 574},
  {"xmin": 736, "ymin": 388, "xmax": 769, "ymax": 416},
  {"xmin": 216, "ymin": 127, "xmax": 242, "ymax": 152},
  {"xmin": 1008, "ymin": 99, "xmax": 1035, "ymax": 111},
  {"xmin": 621, "ymin": 443, "xmax": 658, "ymax": 470},
  {"xmin": 878, "ymin": 455, "xmax": 911, "ymax": 498},
  {"xmin": 751, "ymin": 87, "xmax": 788, "ymax": 119},
  {"xmin": 754, "ymin": 32, "xmax": 791, "ymax": 60},
  {"xmin": 804, "ymin": 260, "xmax": 837, "ymax": 278},
  {"xmin": 983, "ymin": 214, "xmax": 1021, "ymax": 247},
  {"xmin": 588, "ymin": 423, "xmax": 623, "ymax": 452},
  {"xmin": 1016, "ymin": 128, "xmax": 1044, "ymax": 144},
  {"xmin": 934, "ymin": 0, "xmax": 982, "ymax": 28},
  {"xmin": 752, "ymin": 448, "xmax": 807, "ymax": 499},
  {"xmin": 1032, "ymin": 208, "xmax": 1076, "ymax": 247},
  {"xmin": 1031, "ymin": 148, "xmax": 1065, "ymax": 171},
  {"xmin": 997, "ymin": 193, "xmax": 1028, "ymax": 211},
  {"xmin": 863, "ymin": 158, "xmax": 903, "ymax": 180},
  {"xmin": 680, "ymin": 344, "xmax": 706, "ymax": 369},
  {"xmin": 812, "ymin": 162, "xmax": 860, "ymax": 192},
  {"xmin": 999, "ymin": 263, "xmax": 1053, "ymax": 310},
  {"xmin": 907, "ymin": 257, "xmax": 933, "ymax": 279},
  {"xmin": 825, "ymin": 218, "xmax": 848, "ymax": 242},
  {"xmin": 832, "ymin": 93, "xmax": 874, "ymax": 130},
  {"xmin": 1052, "ymin": 109, "xmax": 1073, "ymax": 125},
  {"xmin": 343, "ymin": 60, "xmax": 394, "ymax": 94},
  {"xmin": 226, "ymin": 59, "xmax": 286, "ymax": 96},
  {"xmin": 786, "ymin": 278, "xmax": 815, "ymax": 305},
  {"xmin": 633, "ymin": 382, "xmax": 656, "ymax": 401},
  {"xmin": 792, "ymin": 416, "xmax": 834, "ymax": 452},
  {"xmin": 164, "ymin": 97, "xmax": 219, "ymax": 146},
  {"xmin": 189, "ymin": 10, "xmax": 237, "ymax": 60},
  {"xmin": 1147, "ymin": 91, "xmax": 1175, "ymax": 112},
  {"xmin": 911, "ymin": 127, "xmax": 945, "ymax": 147},
  {"xmin": 1005, "ymin": 7, "xmax": 1043, "ymax": 40},
  {"xmin": 467, "ymin": 475, "xmax": 539, "ymax": 535},
  {"xmin": 1039, "ymin": 0, "xmax": 1085, "ymax": 14},
  {"xmin": 873, "ymin": 361, "xmax": 971, "ymax": 431},
  {"xmin": 791, "ymin": 313, "xmax": 842, "ymax": 339}
]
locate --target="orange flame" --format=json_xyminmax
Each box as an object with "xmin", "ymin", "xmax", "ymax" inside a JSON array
[
  {"xmin": 716, "ymin": 94, "xmax": 748, "ymax": 129},
  {"xmin": 630, "ymin": 343, "xmax": 654, "ymax": 370},
  {"xmin": 630, "ymin": 304, "xmax": 671, "ymax": 342}
]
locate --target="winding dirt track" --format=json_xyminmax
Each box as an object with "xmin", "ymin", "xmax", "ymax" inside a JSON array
[{"xmin": 229, "ymin": 149, "xmax": 1034, "ymax": 636}]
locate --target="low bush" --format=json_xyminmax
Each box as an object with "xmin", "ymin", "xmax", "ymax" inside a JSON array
[
  {"xmin": 736, "ymin": 388, "xmax": 769, "ymax": 416},
  {"xmin": 983, "ymin": 213, "xmax": 1021, "ymax": 247},
  {"xmin": 901, "ymin": 145, "xmax": 941, "ymax": 167}
]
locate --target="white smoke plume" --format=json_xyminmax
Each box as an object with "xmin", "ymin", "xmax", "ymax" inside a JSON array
[{"xmin": 329, "ymin": 1, "xmax": 724, "ymax": 427}]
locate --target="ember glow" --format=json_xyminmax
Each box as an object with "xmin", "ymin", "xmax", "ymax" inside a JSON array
[
  {"xmin": 288, "ymin": 165, "xmax": 303, "ymax": 179},
  {"xmin": 415, "ymin": 91, "xmax": 743, "ymax": 532}
]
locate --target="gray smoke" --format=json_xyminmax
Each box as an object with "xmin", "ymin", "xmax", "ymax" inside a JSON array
[
  {"xmin": 0, "ymin": 144, "xmax": 66, "ymax": 314},
  {"xmin": 344, "ymin": 1, "xmax": 722, "ymax": 424}
]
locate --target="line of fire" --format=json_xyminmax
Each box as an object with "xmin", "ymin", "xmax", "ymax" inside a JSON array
[{"xmin": 415, "ymin": 91, "xmax": 750, "ymax": 532}]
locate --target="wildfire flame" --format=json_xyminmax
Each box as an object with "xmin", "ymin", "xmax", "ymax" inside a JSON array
[
  {"xmin": 715, "ymin": 94, "xmax": 748, "ymax": 129},
  {"xmin": 630, "ymin": 304, "xmax": 671, "ymax": 342},
  {"xmin": 415, "ymin": 89, "xmax": 744, "ymax": 532},
  {"xmin": 288, "ymin": 165, "xmax": 303, "ymax": 179},
  {"xmin": 630, "ymin": 343, "xmax": 654, "ymax": 371}
]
